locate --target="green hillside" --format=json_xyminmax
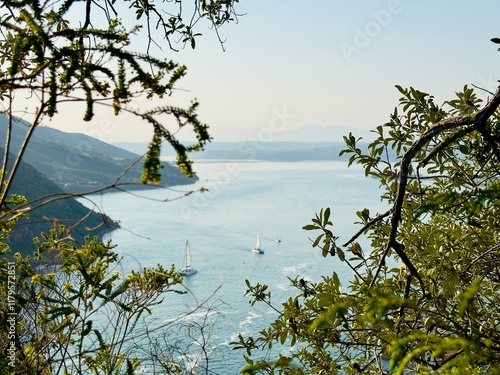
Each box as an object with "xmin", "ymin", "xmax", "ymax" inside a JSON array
[
  {"xmin": 0, "ymin": 115, "xmax": 198, "ymax": 193},
  {"xmin": 0, "ymin": 115, "xmax": 197, "ymax": 259},
  {"xmin": 4, "ymin": 150, "xmax": 119, "ymax": 259}
]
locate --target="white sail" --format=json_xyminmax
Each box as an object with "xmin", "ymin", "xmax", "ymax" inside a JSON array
[
  {"xmin": 180, "ymin": 240, "xmax": 197, "ymax": 276},
  {"xmin": 185, "ymin": 241, "xmax": 191, "ymax": 269},
  {"xmin": 252, "ymin": 231, "xmax": 264, "ymax": 254}
]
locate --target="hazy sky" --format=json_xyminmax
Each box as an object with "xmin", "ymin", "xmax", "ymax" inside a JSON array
[{"xmin": 48, "ymin": 1, "xmax": 500, "ymax": 142}]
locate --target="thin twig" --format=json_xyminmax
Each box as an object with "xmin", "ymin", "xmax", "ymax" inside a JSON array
[{"xmin": 342, "ymin": 209, "xmax": 392, "ymax": 247}]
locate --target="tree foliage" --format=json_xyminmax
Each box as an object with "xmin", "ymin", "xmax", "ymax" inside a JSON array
[
  {"xmin": 0, "ymin": 0, "xmax": 240, "ymax": 197},
  {"xmin": 1, "ymin": 217, "xmax": 187, "ymax": 374},
  {"xmin": 1, "ymin": 211, "xmax": 224, "ymax": 373},
  {"xmin": 0, "ymin": 0, "xmax": 240, "ymax": 373},
  {"xmin": 237, "ymin": 77, "xmax": 500, "ymax": 373}
]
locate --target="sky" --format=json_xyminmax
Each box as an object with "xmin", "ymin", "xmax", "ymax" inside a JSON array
[{"xmin": 46, "ymin": 1, "xmax": 500, "ymax": 143}]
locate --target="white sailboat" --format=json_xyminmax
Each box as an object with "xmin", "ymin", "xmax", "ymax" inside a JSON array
[
  {"xmin": 252, "ymin": 231, "xmax": 264, "ymax": 254},
  {"xmin": 180, "ymin": 240, "xmax": 197, "ymax": 276}
]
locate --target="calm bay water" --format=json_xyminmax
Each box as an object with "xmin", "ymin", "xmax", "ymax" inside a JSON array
[{"xmin": 89, "ymin": 161, "xmax": 385, "ymax": 373}]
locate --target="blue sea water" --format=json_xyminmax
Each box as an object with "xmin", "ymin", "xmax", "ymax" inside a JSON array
[{"xmin": 91, "ymin": 160, "xmax": 386, "ymax": 374}]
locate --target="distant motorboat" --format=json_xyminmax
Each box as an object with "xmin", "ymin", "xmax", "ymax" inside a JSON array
[
  {"xmin": 252, "ymin": 231, "xmax": 264, "ymax": 254},
  {"xmin": 180, "ymin": 240, "xmax": 198, "ymax": 276}
]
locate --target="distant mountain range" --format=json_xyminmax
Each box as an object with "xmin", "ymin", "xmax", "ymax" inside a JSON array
[
  {"xmin": 114, "ymin": 125, "xmax": 376, "ymax": 161},
  {"xmin": 192, "ymin": 142, "xmax": 353, "ymax": 161},
  {"xmin": 0, "ymin": 115, "xmax": 197, "ymax": 257},
  {"xmin": 207, "ymin": 124, "xmax": 377, "ymax": 143}
]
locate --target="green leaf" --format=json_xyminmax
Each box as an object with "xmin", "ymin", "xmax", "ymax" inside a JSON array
[
  {"xmin": 336, "ymin": 247, "xmax": 345, "ymax": 262},
  {"xmin": 323, "ymin": 207, "xmax": 331, "ymax": 225},
  {"xmin": 323, "ymin": 241, "xmax": 331, "ymax": 257},
  {"xmin": 279, "ymin": 331, "xmax": 287, "ymax": 345},
  {"xmin": 302, "ymin": 224, "xmax": 318, "ymax": 231},
  {"xmin": 395, "ymin": 84, "xmax": 406, "ymax": 95},
  {"xmin": 312, "ymin": 234, "xmax": 323, "ymax": 248}
]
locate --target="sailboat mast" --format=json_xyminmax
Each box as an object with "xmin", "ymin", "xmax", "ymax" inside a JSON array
[{"xmin": 185, "ymin": 240, "xmax": 191, "ymax": 269}]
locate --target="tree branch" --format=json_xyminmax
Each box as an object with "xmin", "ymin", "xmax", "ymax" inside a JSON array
[
  {"xmin": 342, "ymin": 209, "xmax": 392, "ymax": 247},
  {"xmin": 377, "ymin": 87, "xmax": 500, "ymax": 288}
]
